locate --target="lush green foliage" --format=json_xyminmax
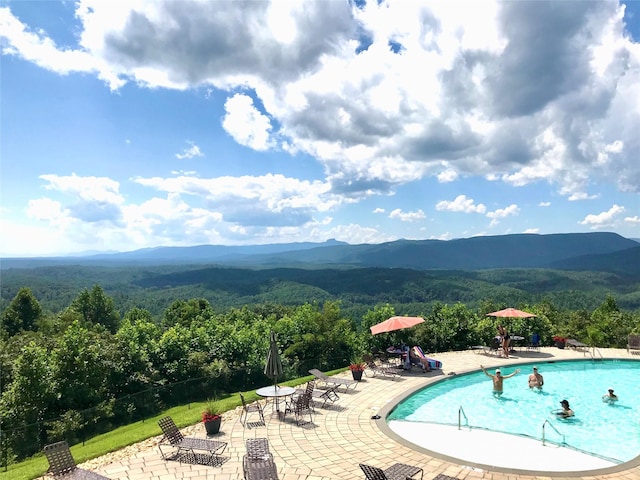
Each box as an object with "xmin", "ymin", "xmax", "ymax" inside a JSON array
[{"xmin": 1, "ymin": 268, "xmax": 639, "ymax": 468}]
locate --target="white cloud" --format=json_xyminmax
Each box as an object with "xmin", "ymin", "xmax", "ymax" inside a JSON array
[
  {"xmin": 176, "ymin": 141, "xmax": 204, "ymax": 159},
  {"xmin": 486, "ymin": 204, "xmax": 520, "ymax": 227},
  {"xmin": 389, "ymin": 208, "xmax": 426, "ymax": 222},
  {"xmin": 524, "ymin": 228, "xmax": 540, "ymax": 233},
  {"xmin": 579, "ymin": 204, "xmax": 625, "ymax": 228},
  {"xmin": 437, "ymin": 168, "xmax": 458, "ymax": 183},
  {"xmin": 222, "ymin": 94, "xmax": 274, "ymax": 151},
  {"xmin": 372, "ymin": 208, "xmax": 385, "ymax": 214},
  {"xmin": 539, "ymin": 201, "xmax": 551, "ymax": 207},
  {"xmin": 1, "ymin": 0, "xmax": 636, "ymax": 201},
  {"xmin": 568, "ymin": 192, "xmax": 600, "ymax": 201},
  {"xmin": 436, "ymin": 195, "xmax": 486, "ymax": 214},
  {"xmin": 624, "ymin": 215, "xmax": 640, "ymax": 224}
]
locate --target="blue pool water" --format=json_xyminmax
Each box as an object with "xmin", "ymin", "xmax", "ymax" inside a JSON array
[{"xmin": 388, "ymin": 360, "xmax": 640, "ymax": 463}]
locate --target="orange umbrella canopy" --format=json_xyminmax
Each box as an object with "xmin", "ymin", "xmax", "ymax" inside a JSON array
[
  {"xmin": 370, "ymin": 316, "xmax": 425, "ymax": 335},
  {"xmin": 487, "ymin": 307, "xmax": 536, "ymax": 318}
]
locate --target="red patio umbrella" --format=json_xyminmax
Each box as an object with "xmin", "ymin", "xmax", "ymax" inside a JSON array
[
  {"xmin": 370, "ymin": 316, "xmax": 425, "ymax": 335},
  {"xmin": 487, "ymin": 307, "xmax": 536, "ymax": 318}
]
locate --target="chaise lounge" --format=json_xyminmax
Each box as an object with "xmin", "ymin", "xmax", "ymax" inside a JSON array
[
  {"xmin": 43, "ymin": 440, "xmax": 111, "ymax": 480},
  {"xmin": 359, "ymin": 462, "xmax": 423, "ymax": 480},
  {"xmin": 628, "ymin": 335, "xmax": 640, "ymax": 354},
  {"xmin": 157, "ymin": 416, "xmax": 227, "ymax": 466},
  {"xmin": 309, "ymin": 368, "xmax": 358, "ymax": 392}
]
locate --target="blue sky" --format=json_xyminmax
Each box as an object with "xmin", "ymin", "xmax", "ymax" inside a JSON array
[{"xmin": 1, "ymin": 0, "xmax": 639, "ymax": 257}]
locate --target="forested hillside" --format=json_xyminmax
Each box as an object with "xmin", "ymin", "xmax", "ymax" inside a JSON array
[{"xmin": 1, "ymin": 264, "xmax": 639, "ymax": 320}]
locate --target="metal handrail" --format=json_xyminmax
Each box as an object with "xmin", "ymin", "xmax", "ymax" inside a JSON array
[
  {"xmin": 458, "ymin": 406, "xmax": 468, "ymax": 430},
  {"xmin": 591, "ymin": 346, "xmax": 603, "ymax": 359},
  {"xmin": 542, "ymin": 419, "xmax": 565, "ymax": 446}
]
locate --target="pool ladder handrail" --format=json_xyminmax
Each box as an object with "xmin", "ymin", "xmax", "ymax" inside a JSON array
[
  {"xmin": 589, "ymin": 346, "xmax": 603, "ymax": 360},
  {"xmin": 458, "ymin": 405, "xmax": 468, "ymax": 430},
  {"xmin": 542, "ymin": 419, "xmax": 565, "ymax": 446}
]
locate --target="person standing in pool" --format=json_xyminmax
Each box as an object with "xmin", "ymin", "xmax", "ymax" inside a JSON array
[
  {"xmin": 528, "ymin": 366, "xmax": 544, "ymax": 389},
  {"xmin": 602, "ymin": 388, "xmax": 618, "ymax": 403},
  {"xmin": 481, "ymin": 365, "xmax": 520, "ymax": 396},
  {"xmin": 557, "ymin": 399, "xmax": 574, "ymax": 418}
]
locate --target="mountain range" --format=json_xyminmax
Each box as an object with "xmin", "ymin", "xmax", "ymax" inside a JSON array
[{"xmin": 2, "ymin": 232, "xmax": 638, "ymax": 275}]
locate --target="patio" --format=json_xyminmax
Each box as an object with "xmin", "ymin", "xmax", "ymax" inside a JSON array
[{"xmin": 46, "ymin": 347, "xmax": 640, "ymax": 480}]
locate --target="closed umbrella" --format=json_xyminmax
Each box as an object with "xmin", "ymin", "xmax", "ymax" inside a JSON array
[{"xmin": 264, "ymin": 331, "xmax": 283, "ymax": 389}]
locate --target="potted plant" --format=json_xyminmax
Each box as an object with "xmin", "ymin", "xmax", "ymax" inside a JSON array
[
  {"xmin": 349, "ymin": 361, "xmax": 366, "ymax": 381},
  {"xmin": 553, "ymin": 336, "xmax": 567, "ymax": 349},
  {"xmin": 202, "ymin": 400, "xmax": 222, "ymax": 435}
]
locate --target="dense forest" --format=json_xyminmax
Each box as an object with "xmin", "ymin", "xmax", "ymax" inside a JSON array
[
  {"xmin": 1, "ymin": 272, "xmax": 639, "ymax": 467},
  {"xmin": 1, "ymin": 264, "xmax": 639, "ymax": 320}
]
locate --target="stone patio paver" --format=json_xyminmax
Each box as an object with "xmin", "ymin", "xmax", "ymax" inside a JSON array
[{"xmin": 36, "ymin": 347, "xmax": 640, "ymax": 480}]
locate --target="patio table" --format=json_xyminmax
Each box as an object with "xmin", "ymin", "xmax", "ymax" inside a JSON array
[{"xmin": 256, "ymin": 385, "xmax": 295, "ymax": 416}]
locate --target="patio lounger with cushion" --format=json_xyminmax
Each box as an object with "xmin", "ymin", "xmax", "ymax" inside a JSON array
[
  {"xmin": 43, "ymin": 441, "xmax": 111, "ymax": 480},
  {"xmin": 359, "ymin": 462, "xmax": 423, "ymax": 480},
  {"xmin": 412, "ymin": 346, "xmax": 442, "ymax": 370},
  {"xmin": 243, "ymin": 438, "xmax": 278, "ymax": 479},
  {"xmin": 157, "ymin": 416, "xmax": 227, "ymax": 466},
  {"xmin": 309, "ymin": 368, "xmax": 358, "ymax": 392},
  {"xmin": 628, "ymin": 335, "xmax": 640, "ymax": 353}
]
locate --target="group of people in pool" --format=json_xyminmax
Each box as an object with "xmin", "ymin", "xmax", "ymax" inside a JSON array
[{"xmin": 480, "ymin": 365, "xmax": 619, "ymax": 418}]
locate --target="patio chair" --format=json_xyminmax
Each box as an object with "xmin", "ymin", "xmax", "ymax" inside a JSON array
[
  {"xmin": 293, "ymin": 380, "xmax": 340, "ymax": 410},
  {"xmin": 43, "ymin": 441, "xmax": 111, "ymax": 480},
  {"xmin": 527, "ymin": 333, "xmax": 541, "ymax": 351},
  {"xmin": 627, "ymin": 334, "xmax": 640, "ymax": 353},
  {"xmin": 309, "ymin": 368, "xmax": 358, "ymax": 392},
  {"xmin": 359, "ymin": 462, "xmax": 423, "ymax": 480},
  {"xmin": 157, "ymin": 416, "xmax": 227, "ymax": 466},
  {"xmin": 240, "ymin": 393, "xmax": 266, "ymax": 427},
  {"xmin": 283, "ymin": 392, "xmax": 313, "ymax": 426},
  {"xmin": 363, "ymin": 357, "xmax": 400, "ymax": 380}
]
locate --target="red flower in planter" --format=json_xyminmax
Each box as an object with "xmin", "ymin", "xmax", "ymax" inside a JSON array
[
  {"xmin": 349, "ymin": 362, "xmax": 366, "ymax": 372},
  {"xmin": 553, "ymin": 336, "xmax": 567, "ymax": 343}
]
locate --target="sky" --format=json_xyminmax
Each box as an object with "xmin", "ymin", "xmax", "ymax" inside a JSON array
[{"xmin": 1, "ymin": 0, "xmax": 639, "ymax": 257}]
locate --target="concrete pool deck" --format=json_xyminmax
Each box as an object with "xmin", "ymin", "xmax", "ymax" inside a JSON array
[{"xmin": 39, "ymin": 347, "xmax": 640, "ymax": 480}]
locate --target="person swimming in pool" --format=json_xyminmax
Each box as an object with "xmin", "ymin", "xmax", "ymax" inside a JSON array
[
  {"xmin": 557, "ymin": 399, "xmax": 574, "ymax": 418},
  {"xmin": 481, "ymin": 365, "xmax": 520, "ymax": 396},
  {"xmin": 602, "ymin": 388, "xmax": 618, "ymax": 403}
]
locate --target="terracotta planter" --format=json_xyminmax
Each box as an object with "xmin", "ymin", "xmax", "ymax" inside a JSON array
[
  {"xmin": 351, "ymin": 370, "xmax": 364, "ymax": 381},
  {"xmin": 555, "ymin": 341, "xmax": 565, "ymax": 349},
  {"xmin": 204, "ymin": 417, "xmax": 221, "ymax": 435}
]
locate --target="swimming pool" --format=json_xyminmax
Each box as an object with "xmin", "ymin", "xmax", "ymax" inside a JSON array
[{"xmin": 387, "ymin": 360, "xmax": 640, "ymax": 464}]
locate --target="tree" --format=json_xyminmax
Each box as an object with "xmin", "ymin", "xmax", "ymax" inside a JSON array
[
  {"xmin": 0, "ymin": 341, "xmax": 55, "ymax": 458},
  {"xmin": 71, "ymin": 285, "xmax": 120, "ymax": 333},
  {"xmin": 162, "ymin": 298, "xmax": 213, "ymax": 328},
  {"xmin": 51, "ymin": 321, "xmax": 110, "ymax": 412},
  {"xmin": 1, "ymin": 287, "xmax": 42, "ymax": 336}
]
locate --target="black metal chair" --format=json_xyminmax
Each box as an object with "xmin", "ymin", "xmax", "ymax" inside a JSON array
[
  {"xmin": 243, "ymin": 438, "xmax": 278, "ymax": 479},
  {"xmin": 240, "ymin": 393, "xmax": 266, "ymax": 427},
  {"xmin": 43, "ymin": 441, "xmax": 111, "ymax": 480},
  {"xmin": 157, "ymin": 416, "xmax": 227, "ymax": 466},
  {"xmin": 359, "ymin": 462, "xmax": 423, "ymax": 480}
]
